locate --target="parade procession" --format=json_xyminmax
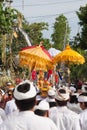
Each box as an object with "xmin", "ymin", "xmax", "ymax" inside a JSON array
[{"xmin": 0, "ymin": 0, "xmax": 87, "ymax": 130}]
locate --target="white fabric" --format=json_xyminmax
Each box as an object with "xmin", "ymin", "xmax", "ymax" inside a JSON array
[
  {"xmin": 36, "ymin": 95, "xmax": 43, "ymax": 101},
  {"xmin": 82, "ymin": 84, "xmax": 87, "ymax": 92},
  {"xmin": 0, "ymin": 108, "xmax": 6, "ymax": 125},
  {"xmin": 0, "ymin": 108, "xmax": 6, "ymax": 121},
  {"xmin": 5, "ymin": 99, "xmax": 17, "ymax": 115},
  {"xmin": 55, "ymin": 89, "xmax": 69, "ymax": 101},
  {"xmin": 46, "ymin": 97, "xmax": 56, "ymax": 103},
  {"xmin": 0, "ymin": 111, "xmax": 58, "ymax": 130},
  {"xmin": 79, "ymin": 109, "xmax": 87, "ymax": 130},
  {"xmin": 0, "ymin": 116, "xmax": 3, "ymax": 125},
  {"xmin": 78, "ymin": 96, "xmax": 87, "ymax": 102},
  {"xmin": 48, "ymin": 89, "xmax": 55, "ymax": 96},
  {"xmin": 49, "ymin": 106, "xmax": 81, "ymax": 130},
  {"xmin": 14, "ymin": 80, "xmax": 36, "ymax": 100},
  {"xmin": 35, "ymin": 100, "xmax": 49, "ymax": 110},
  {"xmin": 70, "ymin": 87, "xmax": 76, "ymax": 92},
  {"xmin": 0, "ymin": 89, "xmax": 5, "ymax": 96},
  {"xmin": 67, "ymin": 102, "xmax": 82, "ymax": 114},
  {"xmin": 6, "ymin": 110, "xmax": 19, "ymax": 119}
]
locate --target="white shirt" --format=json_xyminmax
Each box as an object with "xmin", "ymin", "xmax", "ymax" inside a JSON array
[
  {"xmin": 49, "ymin": 106, "xmax": 81, "ymax": 130},
  {"xmin": 67, "ymin": 102, "xmax": 82, "ymax": 114},
  {"xmin": 5, "ymin": 99, "xmax": 17, "ymax": 115},
  {"xmin": 0, "ymin": 108, "xmax": 6, "ymax": 121},
  {"xmin": 0, "ymin": 116, "xmax": 3, "ymax": 125},
  {"xmin": 79, "ymin": 109, "xmax": 87, "ymax": 130},
  {"xmin": 0, "ymin": 111, "xmax": 58, "ymax": 130}
]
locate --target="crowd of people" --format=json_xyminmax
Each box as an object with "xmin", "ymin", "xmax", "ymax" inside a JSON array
[{"xmin": 0, "ymin": 77, "xmax": 87, "ymax": 130}]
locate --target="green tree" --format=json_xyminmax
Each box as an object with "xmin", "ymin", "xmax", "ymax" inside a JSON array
[
  {"xmin": 51, "ymin": 14, "xmax": 70, "ymax": 50},
  {"xmin": 76, "ymin": 4, "xmax": 87, "ymax": 49},
  {"xmin": 26, "ymin": 22, "xmax": 48, "ymax": 45},
  {"xmin": 0, "ymin": 3, "xmax": 18, "ymax": 34},
  {"xmin": 0, "ymin": 1, "xmax": 19, "ymax": 77},
  {"xmin": 41, "ymin": 39, "xmax": 51, "ymax": 50}
]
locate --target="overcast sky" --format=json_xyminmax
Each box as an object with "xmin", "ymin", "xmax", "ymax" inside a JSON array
[{"xmin": 12, "ymin": 0, "xmax": 87, "ymax": 41}]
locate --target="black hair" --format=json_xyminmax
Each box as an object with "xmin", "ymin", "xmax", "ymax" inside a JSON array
[
  {"xmin": 79, "ymin": 92, "xmax": 87, "ymax": 97},
  {"xmin": 34, "ymin": 109, "xmax": 47, "ymax": 116},
  {"xmin": 59, "ymin": 89, "xmax": 66, "ymax": 93},
  {"xmin": 15, "ymin": 97, "xmax": 36, "ymax": 111},
  {"xmin": 17, "ymin": 83, "xmax": 30, "ymax": 93},
  {"xmin": 49, "ymin": 102, "xmax": 57, "ymax": 108},
  {"xmin": 70, "ymin": 95, "xmax": 78, "ymax": 104},
  {"xmin": 56, "ymin": 99, "xmax": 67, "ymax": 106}
]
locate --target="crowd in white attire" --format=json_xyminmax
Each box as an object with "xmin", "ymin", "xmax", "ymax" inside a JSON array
[
  {"xmin": 0, "ymin": 80, "xmax": 87, "ymax": 130},
  {"xmin": 49, "ymin": 87, "xmax": 81, "ymax": 130},
  {"xmin": 78, "ymin": 92, "xmax": 87, "ymax": 130},
  {"xmin": 67, "ymin": 86, "xmax": 82, "ymax": 114},
  {"xmin": 0, "ymin": 80, "xmax": 57, "ymax": 130}
]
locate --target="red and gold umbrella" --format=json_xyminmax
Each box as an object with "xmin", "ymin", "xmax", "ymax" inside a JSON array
[
  {"xmin": 19, "ymin": 45, "xmax": 53, "ymax": 71},
  {"xmin": 53, "ymin": 44, "xmax": 85, "ymax": 65}
]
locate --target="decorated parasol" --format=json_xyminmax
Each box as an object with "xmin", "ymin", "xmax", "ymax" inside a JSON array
[
  {"xmin": 19, "ymin": 45, "xmax": 53, "ymax": 71},
  {"xmin": 48, "ymin": 47, "xmax": 61, "ymax": 57},
  {"xmin": 53, "ymin": 44, "xmax": 85, "ymax": 65}
]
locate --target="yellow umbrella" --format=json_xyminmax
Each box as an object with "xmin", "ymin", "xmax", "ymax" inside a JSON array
[
  {"xmin": 19, "ymin": 45, "xmax": 53, "ymax": 71},
  {"xmin": 53, "ymin": 44, "xmax": 85, "ymax": 65}
]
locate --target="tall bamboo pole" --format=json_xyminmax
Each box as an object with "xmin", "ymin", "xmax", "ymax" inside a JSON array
[
  {"xmin": 1, "ymin": 34, "xmax": 6, "ymax": 76},
  {"xmin": 9, "ymin": 31, "xmax": 15, "ymax": 79}
]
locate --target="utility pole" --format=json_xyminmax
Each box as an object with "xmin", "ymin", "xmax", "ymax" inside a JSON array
[{"xmin": 63, "ymin": 22, "xmax": 67, "ymax": 50}]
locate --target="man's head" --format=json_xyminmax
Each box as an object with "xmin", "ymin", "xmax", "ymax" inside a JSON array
[
  {"xmin": 78, "ymin": 92, "xmax": 87, "ymax": 110},
  {"xmin": 34, "ymin": 100, "xmax": 49, "ymax": 117},
  {"xmin": 13, "ymin": 80, "xmax": 36, "ymax": 111},
  {"xmin": 48, "ymin": 89, "xmax": 55, "ymax": 98},
  {"xmin": 55, "ymin": 87, "xmax": 70, "ymax": 106}
]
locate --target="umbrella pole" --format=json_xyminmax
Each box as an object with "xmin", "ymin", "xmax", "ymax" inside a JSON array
[
  {"xmin": 28, "ymin": 68, "xmax": 32, "ymax": 81},
  {"xmin": 66, "ymin": 66, "xmax": 71, "ymax": 86},
  {"xmin": 52, "ymin": 65, "xmax": 56, "ymax": 87}
]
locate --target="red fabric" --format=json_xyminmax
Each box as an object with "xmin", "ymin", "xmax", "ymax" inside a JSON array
[
  {"xmin": 55, "ymin": 74, "xmax": 59, "ymax": 83},
  {"xmin": 32, "ymin": 70, "xmax": 37, "ymax": 80},
  {"xmin": 47, "ymin": 70, "xmax": 53, "ymax": 79},
  {"xmin": 78, "ymin": 81, "xmax": 82, "ymax": 87}
]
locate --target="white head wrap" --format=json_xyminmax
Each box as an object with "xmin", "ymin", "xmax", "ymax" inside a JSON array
[
  {"xmin": 48, "ymin": 89, "xmax": 55, "ymax": 97},
  {"xmin": 70, "ymin": 87, "xmax": 76, "ymax": 93},
  {"xmin": 14, "ymin": 80, "xmax": 36, "ymax": 100},
  {"xmin": 78, "ymin": 95, "xmax": 87, "ymax": 102},
  {"xmin": 34, "ymin": 100, "xmax": 49, "ymax": 111},
  {"xmin": 55, "ymin": 88, "xmax": 70, "ymax": 101}
]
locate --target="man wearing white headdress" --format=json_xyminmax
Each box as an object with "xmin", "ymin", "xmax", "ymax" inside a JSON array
[
  {"xmin": 49, "ymin": 87, "xmax": 81, "ymax": 130},
  {"xmin": 43, "ymin": 89, "xmax": 57, "ymax": 108},
  {"xmin": 34, "ymin": 100, "xmax": 49, "ymax": 117},
  {"xmin": 0, "ymin": 80, "xmax": 58, "ymax": 130},
  {"xmin": 78, "ymin": 92, "xmax": 87, "ymax": 130}
]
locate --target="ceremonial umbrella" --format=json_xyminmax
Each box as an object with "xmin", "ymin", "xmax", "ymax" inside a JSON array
[
  {"xmin": 48, "ymin": 47, "xmax": 61, "ymax": 57},
  {"xmin": 19, "ymin": 45, "xmax": 53, "ymax": 71},
  {"xmin": 53, "ymin": 44, "xmax": 85, "ymax": 84},
  {"xmin": 53, "ymin": 44, "xmax": 85, "ymax": 65}
]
